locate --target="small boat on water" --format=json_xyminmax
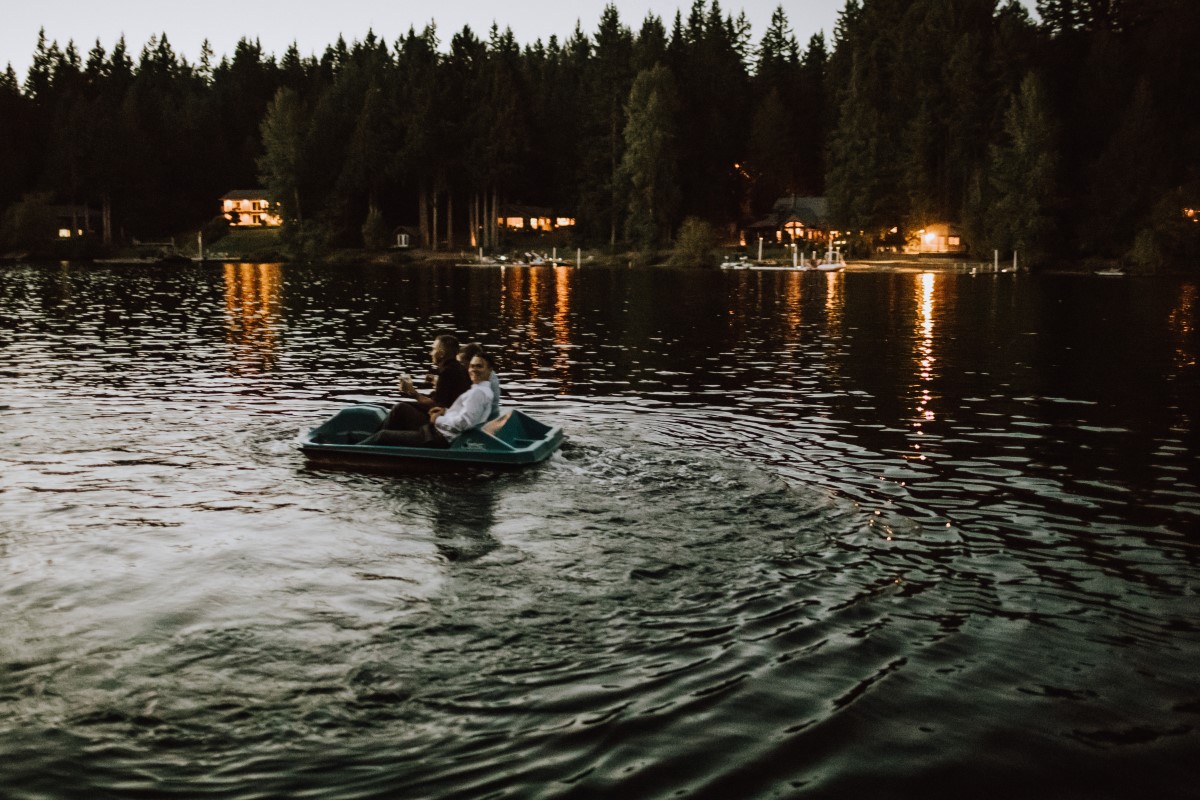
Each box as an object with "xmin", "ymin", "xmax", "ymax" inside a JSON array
[{"xmin": 299, "ymin": 405, "xmax": 563, "ymax": 469}]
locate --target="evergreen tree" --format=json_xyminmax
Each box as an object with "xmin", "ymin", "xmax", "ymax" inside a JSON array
[
  {"xmin": 258, "ymin": 87, "xmax": 309, "ymax": 222},
  {"xmin": 795, "ymin": 33, "xmax": 828, "ymax": 194},
  {"xmin": 988, "ymin": 73, "xmax": 1059, "ymax": 265},
  {"xmin": 567, "ymin": 6, "xmax": 635, "ymax": 246},
  {"xmin": 633, "ymin": 14, "xmax": 668, "ymax": 72},
  {"xmin": 620, "ymin": 65, "xmax": 681, "ymax": 250},
  {"xmin": 747, "ymin": 87, "xmax": 793, "ymax": 211},
  {"xmin": 0, "ymin": 65, "xmax": 34, "ymax": 209}
]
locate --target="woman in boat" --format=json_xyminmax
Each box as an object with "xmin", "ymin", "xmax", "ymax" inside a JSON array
[
  {"xmin": 362, "ymin": 352, "xmax": 497, "ymax": 448},
  {"xmin": 457, "ymin": 342, "xmax": 501, "ymax": 421}
]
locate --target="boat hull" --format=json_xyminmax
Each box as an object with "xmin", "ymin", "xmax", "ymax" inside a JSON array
[{"xmin": 298, "ymin": 405, "xmax": 563, "ymax": 470}]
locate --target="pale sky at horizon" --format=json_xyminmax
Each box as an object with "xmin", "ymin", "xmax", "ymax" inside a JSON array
[{"xmin": 3, "ymin": 0, "xmax": 851, "ymax": 84}]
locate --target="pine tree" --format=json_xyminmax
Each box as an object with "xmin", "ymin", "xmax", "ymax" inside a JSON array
[
  {"xmin": 579, "ymin": 4, "xmax": 634, "ymax": 246},
  {"xmin": 988, "ymin": 72, "xmax": 1059, "ymax": 265},
  {"xmin": 258, "ymin": 87, "xmax": 309, "ymax": 225},
  {"xmin": 620, "ymin": 64, "xmax": 681, "ymax": 250}
]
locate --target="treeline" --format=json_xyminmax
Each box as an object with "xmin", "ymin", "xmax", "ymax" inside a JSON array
[
  {"xmin": 1, "ymin": 0, "xmax": 1197, "ymax": 268},
  {"xmin": 0, "ymin": 2, "xmax": 827, "ymax": 256},
  {"xmin": 828, "ymin": 0, "xmax": 1200, "ymax": 268}
]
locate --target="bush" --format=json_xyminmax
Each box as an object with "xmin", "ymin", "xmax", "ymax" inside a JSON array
[
  {"xmin": 361, "ymin": 206, "xmax": 389, "ymax": 249},
  {"xmin": 1129, "ymin": 185, "xmax": 1200, "ymax": 274},
  {"xmin": 282, "ymin": 220, "xmax": 333, "ymax": 261},
  {"xmin": 0, "ymin": 192, "xmax": 56, "ymax": 251},
  {"xmin": 668, "ymin": 217, "xmax": 719, "ymax": 267},
  {"xmin": 200, "ymin": 215, "xmax": 230, "ymax": 246}
]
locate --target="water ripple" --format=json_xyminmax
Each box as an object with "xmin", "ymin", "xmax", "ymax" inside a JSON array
[{"xmin": 1, "ymin": 263, "xmax": 1198, "ymax": 798}]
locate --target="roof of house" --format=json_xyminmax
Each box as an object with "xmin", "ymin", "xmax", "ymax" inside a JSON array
[
  {"xmin": 220, "ymin": 189, "xmax": 272, "ymax": 201},
  {"xmin": 499, "ymin": 204, "xmax": 557, "ymax": 218},
  {"xmin": 749, "ymin": 196, "xmax": 828, "ymax": 228}
]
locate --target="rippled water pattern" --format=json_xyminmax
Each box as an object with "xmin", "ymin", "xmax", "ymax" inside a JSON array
[{"xmin": 1, "ymin": 263, "xmax": 1198, "ymax": 799}]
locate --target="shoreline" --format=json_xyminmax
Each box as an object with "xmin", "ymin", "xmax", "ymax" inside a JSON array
[{"xmin": 0, "ymin": 247, "xmax": 1179, "ymax": 276}]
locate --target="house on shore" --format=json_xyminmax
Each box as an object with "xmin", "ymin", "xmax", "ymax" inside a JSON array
[
  {"xmin": 907, "ymin": 222, "xmax": 967, "ymax": 255},
  {"xmin": 51, "ymin": 204, "xmax": 99, "ymax": 239},
  {"xmin": 745, "ymin": 196, "xmax": 829, "ymax": 245},
  {"xmin": 497, "ymin": 204, "xmax": 575, "ymax": 234},
  {"xmin": 221, "ymin": 190, "xmax": 282, "ymax": 228}
]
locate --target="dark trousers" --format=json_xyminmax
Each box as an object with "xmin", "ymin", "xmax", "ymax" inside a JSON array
[{"xmin": 361, "ymin": 401, "xmax": 449, "ymax": 448}]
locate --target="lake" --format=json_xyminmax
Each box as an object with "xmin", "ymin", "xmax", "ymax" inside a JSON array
[{"xmin": 1, "ymin": 261, "xmax": 1197, "ymax": 798}]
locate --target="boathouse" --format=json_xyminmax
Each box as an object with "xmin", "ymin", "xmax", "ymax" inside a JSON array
[{"xmin": 908, "ymin": 222, "xmax": 967, "ymax": 255}]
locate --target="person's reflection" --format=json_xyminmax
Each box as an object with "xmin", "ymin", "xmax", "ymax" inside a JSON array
[{"xmin": 429, "ymin": 475, "xmax": 500, "ymax": 562}]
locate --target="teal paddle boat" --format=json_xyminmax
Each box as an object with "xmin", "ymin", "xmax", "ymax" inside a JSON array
[{"xmin": 299, "ymin": 405, "xmax": 563, "ymax": 470}]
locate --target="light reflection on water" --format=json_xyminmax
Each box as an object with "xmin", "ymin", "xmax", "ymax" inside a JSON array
[
  {"xmin": 0, "ymin": 262, "xmax": 1198, "ymax": 799},
  {"xmin": 223, "ymin": 262, "xmax": 282, "ymax": 373}
]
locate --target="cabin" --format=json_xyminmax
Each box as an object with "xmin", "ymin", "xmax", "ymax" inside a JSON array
[
  {"xmin": 221, "ymin": 190, "xmax": 282, "ymax": 228},
  {"xmin": 908, "ymin": 222, "xmax": 967, "ymax": 255},
  {"xmin": 391, "ymin": 225, "xmax": 419, "ymax": 249},
  {"xmin": 497, "ymin": 204, "xmax": 575, "ymax": 233},
  {"xmin": 745, "ymin": 196, "xmax": 828, "ymax": 244},
  {"xmin": 50, "ymin": 204, "xmax": 99, "ymax": 239}
]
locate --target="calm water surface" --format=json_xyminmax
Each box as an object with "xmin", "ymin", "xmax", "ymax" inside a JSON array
[{"xmin": 1, "ymin": 262, "xmax": 1197, "ymax": 799}]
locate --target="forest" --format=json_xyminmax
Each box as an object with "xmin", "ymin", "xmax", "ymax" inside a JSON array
[{"xmin": 1, "ymin": 0, "xmax": 1197, "ymax": 269}]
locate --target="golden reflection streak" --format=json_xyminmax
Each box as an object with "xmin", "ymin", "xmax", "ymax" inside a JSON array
[
  {"xmin": 552, "ymin": 265, "xmax": 574, "ymax": 392},
  {"xmin": 525, "ymin": 269, "xmax": 544, "ymax": 383},
  {"xmin": 223, "ymin": 262, "xmax": 281, "ymax": 373},
  {"xmin": 908, "ymin": 272, "xmax": 937, "ymax": 462},
  {"xmin": 1169, "ymin": 282, "xmax": 1196, "ymax": 372},
  {"xmin": 499, "ymin": 264, "xmax": 526, "ymax": 352},
  {"xmin": 783, "ymin": 270, "xmax": 804, "ymax": 342},
  {"xmin": 817, "ymin": 271, "xmax": 846, "ymax": 384},
  {"xmin": 824, "ymin": 270, "xmax": 844, "ymax": 334}
]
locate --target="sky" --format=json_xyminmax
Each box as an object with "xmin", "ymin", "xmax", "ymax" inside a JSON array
[{"xmin": 3, "ymin": 0, "xmax": 848, "ymax": 83}]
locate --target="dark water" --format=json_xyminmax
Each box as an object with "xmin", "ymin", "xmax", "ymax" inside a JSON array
[{"xmin": 1, "ymin": 261, "xmax": 1197, "ymax": 799}]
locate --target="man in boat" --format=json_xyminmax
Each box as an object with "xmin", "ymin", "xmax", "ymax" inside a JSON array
[
  {"xmin": 395, "ymin": 334, "xmax": 470, "ymax": 413},
  {"xmin": 362, "ymin": 352, "xmax": 497, "ymax": 447},
  {"xmin": 457, "ymin": 341, "xmax": 502, "ymax": 421}
]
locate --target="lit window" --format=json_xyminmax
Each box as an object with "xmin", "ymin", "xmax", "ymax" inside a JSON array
[
  {"xmin": 556, "ymin": 217, "xmax": 575, "ymax": 227},
  {"xmin": 58, "ymin": 228, "xmax": 71, "ymax": 238},
  {"xmin": 948, "ymin": 236, "xmax": 960, "ymax": 246}
]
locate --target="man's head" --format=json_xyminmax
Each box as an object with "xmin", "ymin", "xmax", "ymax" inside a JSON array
[
  {"xmin": 431, "ymin": 334, "xmax": 460, "ymax": 364},
  {"xmin": 467, "ymin": 352, "xmax": 495, "ymax": 383},
  {"xmin": 457, "ymin": 341, "xmax": 483, "ymax": 365}
]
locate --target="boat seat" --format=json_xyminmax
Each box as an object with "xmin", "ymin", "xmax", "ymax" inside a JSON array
[
  {"xmin": 309, "ymin": 404, "xmax": 388, "ymax": 445},
  {"xmin": 485, "ymin": 410, "xmax": 552, "ymax": 447}
]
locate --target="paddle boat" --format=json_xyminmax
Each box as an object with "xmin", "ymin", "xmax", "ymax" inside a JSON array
[{"xmin": 299, "ymin": 405, "xmax": 563, "ymax": 470}]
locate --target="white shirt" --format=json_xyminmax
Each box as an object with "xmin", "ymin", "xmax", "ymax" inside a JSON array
[
  {"xmin": 488, "ymin": 372, "xmax": 502, "ymax": 420},
  {"xmin": 434, "ymin": 381, "xmax": 495, "ymax": 441}
]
